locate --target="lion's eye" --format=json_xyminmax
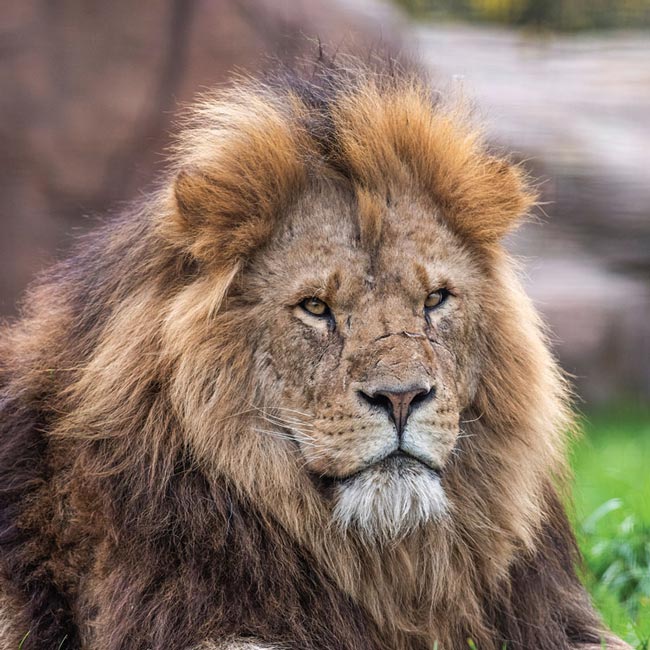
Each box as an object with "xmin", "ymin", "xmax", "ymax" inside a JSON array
[
  {"xmin": 424, "ymin": 289, "xmax": 449, "ymax": 310},
  {"xmin": 300, "ymin": 297, "xmax": 330, "ymax": 318}
]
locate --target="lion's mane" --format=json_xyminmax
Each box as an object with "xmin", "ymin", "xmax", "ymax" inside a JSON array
[{"xmin": 0, "ymin": 57, "xmax": 616, "ymax": 650}]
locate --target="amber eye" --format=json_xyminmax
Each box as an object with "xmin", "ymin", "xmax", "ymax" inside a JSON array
[
  {"xmin": 300, "ymin": 297, "xmax": 330, "ymax": 318},
  {"xmin": 424, "ymin": 289, "xmax": 449, "ymax": 310}
]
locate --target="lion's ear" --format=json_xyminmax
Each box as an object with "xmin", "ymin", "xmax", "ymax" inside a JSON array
[
  {"xmin": 445, "ymin": 157, "xmax": 537, "ymax": 244},
  {"xmin": 173, "ymin": 168, "xmax": 215, "ymax": 224},
  {"xmin": 160, "ymin": 93, "xmax": 308, "ymax": 266},
  {"xmin": 164, "ymin": 166, "xmax": 279, "ymax": 267}
]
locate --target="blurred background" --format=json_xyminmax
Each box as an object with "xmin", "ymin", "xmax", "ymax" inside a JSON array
[{"xmin": 1, "ymin": 0, "xmax": 649, "ymax": 644}]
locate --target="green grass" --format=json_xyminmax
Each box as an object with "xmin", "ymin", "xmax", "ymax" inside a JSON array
[{"xmin": 571, "ymin": 404, "xmax": 650, "ymax": 649}]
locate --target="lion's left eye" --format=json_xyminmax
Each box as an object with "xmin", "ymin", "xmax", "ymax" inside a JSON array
[
  {"xmin": 300, "ymin": 297, "xmax": 331, "ymax": 318},
  {"xmin": 424, "ymin": 289, "xmax": 450, "ymax": 310}
]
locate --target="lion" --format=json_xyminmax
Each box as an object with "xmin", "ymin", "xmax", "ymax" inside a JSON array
[{"xmin": 0, "ymin": 56, "xmax": 630, "ymax": 650}]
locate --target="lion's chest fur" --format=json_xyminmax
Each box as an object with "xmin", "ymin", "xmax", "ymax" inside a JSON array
[{"xmin": 24, "ymin": 456, "xmax": 463, "ymax": 650}]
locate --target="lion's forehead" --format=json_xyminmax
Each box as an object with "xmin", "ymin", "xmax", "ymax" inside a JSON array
[{"xmin": 257, "ymin": 188, "xmax": 481, "ymax": 311}]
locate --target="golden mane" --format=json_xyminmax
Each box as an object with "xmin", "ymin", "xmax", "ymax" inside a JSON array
[
  {"xmin": 164, "ymin": 60, "xmax": 536, "ymax": 265},
  {"xmin": 0, "ymin": 56, "xmax": 623, "ymax": 650}
]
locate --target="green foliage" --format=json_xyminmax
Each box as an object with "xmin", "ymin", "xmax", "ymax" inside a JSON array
[
  {"xmin": 572, "ymin": 405, "xmax": 650, "ymax": 649},
  {"xmin": 393, "ymin": 0, "xmax": 650, "ymax": 31},
  {"xmin": 432, "ymin": 409, "xmax": 649, "ymax": 650}
]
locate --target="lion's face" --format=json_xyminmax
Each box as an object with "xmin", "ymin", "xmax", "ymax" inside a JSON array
[
  {"xmin": 242, "ymin": 188, "xmax": 485, "ymax": 540},
  {"xmin": 166, "ymin": 70, "xmax": 538, "ymax": 544}
]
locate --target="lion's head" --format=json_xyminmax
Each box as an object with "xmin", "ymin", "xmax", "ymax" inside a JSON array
[
  {"xmin": 2, "ymin": 56, "xmax": 619, "ymax": 650},
  {"xmin": 146, "ymin": 59, "xmax": 566, "ymax": 549}
]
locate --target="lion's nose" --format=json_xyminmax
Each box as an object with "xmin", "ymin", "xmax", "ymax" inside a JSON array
[{"xmin": 358, "ymin": 385, "xmax": 434, "ymax": 436}]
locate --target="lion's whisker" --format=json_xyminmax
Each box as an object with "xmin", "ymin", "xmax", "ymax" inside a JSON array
[
  {"xmin": 252, "ymin": 407, "xmax": 317, "ymax": 431},
  {"xmin": 266, "ymin": 406, "xmax": 314, "ymax": 418},
  {"xmin": 460, "ymin": 412, "xmax": 484, "ymax": 424},
  {"xmin": 253, "ymin": 427, "xmax": 319, "ymax": 448},
  {"xmin": 253, "ymin": 428, "xmax": 316, "ymax": 447},
  {"xmin": 262, "ymin": 415, "xmax": 316, "ymax": 430},
  {"xmin": 247, "ymin": 402, "xmax": 315, "ymax": 421},
  {"xmin": 258, "ymin": 415, "xmax": 318, "ymax": 439}
]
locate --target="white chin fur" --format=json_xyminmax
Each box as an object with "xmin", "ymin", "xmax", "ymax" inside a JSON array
[{"xmin": 331, "ymin": 458, "xmax": 448, "ymax": 542}]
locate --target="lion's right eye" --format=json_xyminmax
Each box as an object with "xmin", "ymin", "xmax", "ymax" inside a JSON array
[
  {"xmin": 424, "ymin": 289, "xmax": 450, "ymax": 310},
  {"xmin": 300, "ymin": 297, "xmax": 331, "ymax": 318}
]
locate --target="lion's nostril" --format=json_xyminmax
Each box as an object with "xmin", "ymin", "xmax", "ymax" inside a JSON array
[
  {"xmin": 410, "ymin": 387, "xmax": 434, "ymax": 407},
  {"xmin": 358, "ymin": 390, "xmax": 393, "ymax": 416},
  {"xmin": 357, "ymin": 385, "xmax": 434, "ymax": 436}
]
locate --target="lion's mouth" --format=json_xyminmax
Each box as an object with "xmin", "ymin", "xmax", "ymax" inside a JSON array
[
  {"xmin": 313, "ymin": 449, "xmax": 442, "ymax": 488},
  {"xmin": 373, "ymin": 450, "xmax": 442, "ymax": 477}
]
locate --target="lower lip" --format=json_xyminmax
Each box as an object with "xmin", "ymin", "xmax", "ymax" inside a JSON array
[
  {"xmin": 316, "ymin": 453, "xmax": 441, "ymax": 486},
  {"xmin": 381, "ymin": 452, "xmax": 441, "ymax": 475}
]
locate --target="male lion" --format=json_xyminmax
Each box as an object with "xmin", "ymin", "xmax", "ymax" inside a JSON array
[{"xmin": 0, "ymin": 58, "xmax": 630, "ymax": 650}]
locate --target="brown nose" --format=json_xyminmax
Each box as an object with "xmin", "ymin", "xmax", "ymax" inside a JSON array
[{"xmin": 358, "ymin": 385, "xmax": 433, "ymax": 436}]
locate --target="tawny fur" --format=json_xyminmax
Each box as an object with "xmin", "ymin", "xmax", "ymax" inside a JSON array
[{"xmin": 0, "ymin": 56, "xmax": 629, "ymax": 650}]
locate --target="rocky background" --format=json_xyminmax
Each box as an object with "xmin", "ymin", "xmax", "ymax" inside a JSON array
[
  {"xmin": 413, "ymin": 24, "xmax": 650, "ymax": 403},
  {"xmin": 1, "ymin": 0, "xmax": 648, "ymax": 404}
]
